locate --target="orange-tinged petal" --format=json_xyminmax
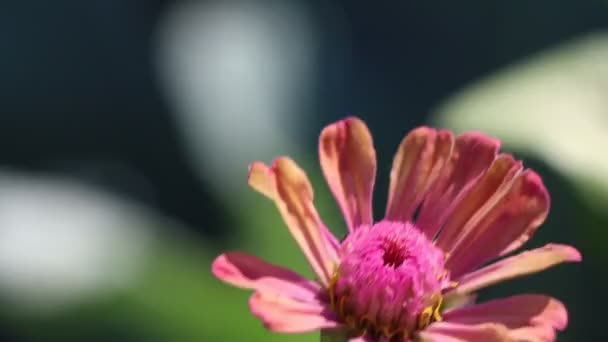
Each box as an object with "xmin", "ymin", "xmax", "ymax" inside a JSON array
[
  {"xmin": 248, "ymin": 161, "xmax": 275, "ymax": 199},
  {"xmin": 445, "ymin": 244, "xmax": 581, "ymax": 297},
  {"xmin": 444, "ymin": 170, "xmax": 550, "ymax": 277},
  {"xmin": 319, "ymin": 117, "xmax": 376, "ymax": 232},
  {"xmin": 247, "ymin": 157, "xmax": 339, "ymax": 285},
  {"xmin": 385, "ymin": 127, "xmax": 454, "ymax": 222},
  {"xmin": 416, "ymin": 132, "xmax": 500, "ymax": 239},
  {"xmin": 271, "ymin": 157, "xmax": 336, "ymax": 287}
]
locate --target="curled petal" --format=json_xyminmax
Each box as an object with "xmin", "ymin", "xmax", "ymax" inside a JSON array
[
  {"xmin": 250, "ymin": 292, "xmax": 341, "ymax": 333},
  {"xmin": 444, "ymin": 170, "xmax": 550, "ymax": 277},
  {"xmin": 418, "ymin": 322, "xmax": 511, "ymax": 341},
  {"xmin": 385, "ymin": 127, "xmax": 454, "ymax": 222},
  {"xmin": 319, "ymin": 117, "xmax": 376, "ymax": 232},
  {"xmin": 445, "ymin": 244, "xmax": 581, "ymax": 297},
  {"xmin": 212, "ymin": 252, "xmax": 321, "ymax": 301},
  {"xmin": 442, "ymin": 295, "xmax": 568, "ymax": 341},
  {"xmin": 247, "ymin": 158, "xmax": 339, "ymax": 286},
  {"xmin": 416, "ymin": 132, "xmax": 500, "ymax": 239},
  {"xmin": 500, "ymin": 175, "xmax": 550, "ymax": 256},
  {"xmin": 435, "ymin": 154, "xmax": 522, "ymax": 249}
]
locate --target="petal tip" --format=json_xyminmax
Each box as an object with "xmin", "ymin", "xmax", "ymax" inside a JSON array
[
  {"xmin": 572, "ymin": 249, "xmax": 583, "ymax": 262},
  {"xmin": 545, "ymin": 243, "xmax": 582, "ymax": 263},
  {"xmin": 319, "ymin": 116, "xmax": 365, "ymax": 136},
  {"xmin": 319, "ymin": 116, "xmax": 376, "ymax": 231},
  {"xmin": 342, "ymin": 116, "xmax": 365, "ymax": 124},
  {"xmin": 519, "ymin": 169, "xmax": 551, "ymax": 221},
  {"xmin": 564, "ymin": 245, "xmax": 582, "ymax": 262},
  {"xmin": 530, "ymin": 296, "xmax": 569, "ymax": 331},
  {"xmin": 211, "ymin": 253, "xmax": 232, "ymax": 281},
  {"xmin": 459, "ymin": 131, "xmax": 502, "ymax": 150},
  {"xmin": 523, "ymin": 170, "xmax": 550, "ymax": 198},
  {"xmin": 248, "ymin": 161, "xmax": 275, "ymax": 198},
  {"xmin": 248, "ymin": 161, "xmax": 266, "ymax": 177},
  {"xmin": 409, "ymin": 125, "xmax": 435, "ymax": 134},
  {"xmin": 270, "ymin": 156, "xmax": 296, "ymax": 171},
  {"xmin": 402, "ymin": 126, "xmax": 443, "ymax": 145},
  {"xmin": 552, "ymin": 299, "xmax": 569, "ymax": 330}
]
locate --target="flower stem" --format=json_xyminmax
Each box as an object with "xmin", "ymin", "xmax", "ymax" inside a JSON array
[{"xmin": 320, "ymin": 329, "xmax": 349, "ymax": 342}]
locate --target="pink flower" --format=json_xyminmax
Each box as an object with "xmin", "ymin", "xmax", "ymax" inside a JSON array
[{"xmin": 212, "ymin": 117, "xmax": 581, "ymax": 341}]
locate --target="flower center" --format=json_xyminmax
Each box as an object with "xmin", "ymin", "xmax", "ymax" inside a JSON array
[
  {"xmin": 329, "ymin": 220, "xmax": 451, "ymax": 340},
  {"xmin": 382, "ymin": 239, "xmax": 409, "ymax": 268}
]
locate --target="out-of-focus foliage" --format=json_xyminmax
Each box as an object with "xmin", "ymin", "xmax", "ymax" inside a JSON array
[{"xmin": 0, "ymin": 162, "xmax": 344, "ymax": 342}]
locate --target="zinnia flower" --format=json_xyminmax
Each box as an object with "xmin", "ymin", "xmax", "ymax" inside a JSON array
[{"xmin": 212, "ymin": 117, "xmax": 581, "ymax": 341}]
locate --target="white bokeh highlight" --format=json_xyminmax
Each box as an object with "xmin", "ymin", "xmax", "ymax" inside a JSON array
[
  {"xmin": 156, "ymin": 0, "xmax": 318, "ymax": 200},
  {"xmin": 0, "ymin": 173, "xmax": 154, "ymax": 314},
  {"xmin": 434, "ymin": 32, "xmax": 608, "ymax": 210}
]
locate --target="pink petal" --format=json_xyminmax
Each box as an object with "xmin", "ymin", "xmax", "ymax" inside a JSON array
[
  {"xmin": 249, "ymin": 291, "xmax": 341, "ymax": 333},
  {"xmin": 508, "ymin": 325, "xmax": 556, "ymax": 342},
  {"xmin": 445, "ymin": 244, "xmax": 581, "ymax": 297},
  {"xmin": 499, "ymin": 171, "xmax": 551, "ymax": 256},
  {"xmin": 247, "ymin": 158, "xmax": 339, "ymax": 287},
  {"xmin": 443, "ymin": 170, "xmax": 551, "ymax": 277},
  {"xmin": 416, "ymin": 132, "xmax": 500, "ymax": 239},
  {"xmin": 435, "ymin": 154, "xmax": 522, "ymax": 249},
  {"xmin": 319, "ymin": 117, "xmax": 376, "ymax": 232},
  {"xmin": 418, "ymin": 322, "xmax": 510, "ymax": 341},
  {"xmin": 249, "ymin": 161, "xmax": 340, "ymax": 254},
  {"xmin": 385, "ymin": 127, "xmax": 454, "ymax": 222},
  {"xmin": 442, "ymin": 295, "xmax": 568, "ymax": 341},
  {"xmin": 212, "ymin": 252, "xmax": 322, "ymax": 301}
]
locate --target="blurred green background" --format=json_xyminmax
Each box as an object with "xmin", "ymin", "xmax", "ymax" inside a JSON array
[{"xmin": 0, "ymin": 0, "xmax": 604, "ymax": 341}]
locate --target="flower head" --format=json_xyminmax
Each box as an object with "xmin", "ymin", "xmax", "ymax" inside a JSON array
[
  {"xmin": 332, "ymin": 221, "xmax": 451, "ymax": 339},
  {"xmin": 212, "ymin": 117, "xmax": 581, "ymax": 341}
]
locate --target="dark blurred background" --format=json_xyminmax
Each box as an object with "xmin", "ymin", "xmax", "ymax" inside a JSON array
[{"xmin": 0, "ymin": 0, "xmax": 605, "ymax": 341}]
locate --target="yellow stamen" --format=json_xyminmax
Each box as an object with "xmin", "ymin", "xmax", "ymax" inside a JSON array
[
  {"xmin": 418, "ymin": 306, "xmax": 433, "ymax": 330},
  {"xmin": 382, "ymin": 326, "xmax": 399, "ymax": 340},
  {"xmin": 432, "ymin": 295, "xmax": 444, "ymax": 322}
]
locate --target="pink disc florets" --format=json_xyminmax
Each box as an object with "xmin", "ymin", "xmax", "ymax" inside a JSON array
[{"xmin": 329, "ymin": 220, "xmax": 452, "ymax": 340}]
